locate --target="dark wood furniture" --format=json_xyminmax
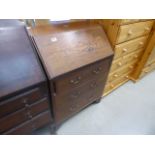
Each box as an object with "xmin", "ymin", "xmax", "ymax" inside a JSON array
[
  {"xmin": 31, "ymin": 22, "xmax": 114, "ymax": 125},
  {"xmin": 0, "ymin": 20, "xmax": 53, "ymax": 135}
]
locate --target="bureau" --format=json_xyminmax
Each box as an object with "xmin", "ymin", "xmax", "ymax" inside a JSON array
[
  {"xmin": 30, "ymin": 22, "xmax": 113, "ymax": 125},
  {"xmin": 97, "ymin": 19, "xmax": 154, "ymax": 95},
  {"xmin": 0, "ymin": 20, "xmax": 53, "ymax": 135}
]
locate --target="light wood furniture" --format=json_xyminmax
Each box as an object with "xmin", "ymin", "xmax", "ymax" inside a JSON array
[
  {"xmin": 30, "ymin": 22, "xmax": 113, "ymax": 125},
  {"xmin": 97, "ymin": 19, "xmax": 154, "ymax": 96},
  {"xmin": 131, "ymin": 22, "xmax": 155, "ymax": 80}
]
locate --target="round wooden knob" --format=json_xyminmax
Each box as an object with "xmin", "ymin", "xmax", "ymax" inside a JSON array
[
  {"xmin": 145, "ymin": 27, "xmax": 150, "ymax": 31},
  {"xmin": 128, "ymin": 30, "xmax": 133, "ymax": 35},
  {"xmin": 110, "ymin": 84, "xmax": 114, "ymax": 88},
  {"xmin": 139, "ymin": 42, "xmax": 144, "ymax": 46},
  {"xmin": 125, "ymin": 75, "xmax": 129, "ymax": 79},
  {"xmin": 118, "ymin": 62, "xmax": 122, "ymax": 66},
  {"xmin": 129, "ymin": 65, "xmax": 134, "ymax": 69},
  {"xmin": 122, "ymin": 48, "xmax": 127, "ymax": 52},
  {"xmin": 114, "ymin": 74, "xmax": 118, "ymax": 78},
  {"xmin": 134, "ymin": 55, "xmax": 138, "ymax": 58}
]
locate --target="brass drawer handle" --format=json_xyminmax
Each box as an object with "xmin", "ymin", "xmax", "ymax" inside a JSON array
[
  {"xmin": 93, "ymin": 67, "xmax": 102, "ymax": 74},
  {"xmin": 22, "ymin": 98, "xmax": 28, "ymax": 104},
  {"xmin": 70, "ymin": 76, "xmax": 81, "ymax": 84},
  {"xmin": 71, "ymin": 91, "xmax": 81, "ymax": 98},
  {"xmin": 128, "ymin": 30, "xmax": 133, "ymax": 35},
  {"xmin": 25, "ymin": 104, "xmax": 30, "ymax": 108},
  {"xmin": 90, "ymin": 83, "xmax": 97, "ymax": 88}
]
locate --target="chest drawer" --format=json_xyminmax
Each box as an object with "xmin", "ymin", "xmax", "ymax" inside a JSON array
[
  {"xmin": 110, "ymin": 48, "xmax": 143, "ymax": 72},
  {"xmin": 54, "ymin": 79, "xmax": 105, "ymax": 123},
  {"xmin": 120, "ymin": 19, "xmax": 141, "ymax": 25},
  {"xmin": 4, "ymin": 110, "xmax": 52, "ymax": 135},
  {"xmin": 116, "ymin": 21, "xmax": 154, "ymax": 44},
  {"xmin": 114, "ymin": 36, "xmax": 148, "ymax": 59},
  {"xmin": 108, "ymin": 62, "xmax": 137, "ymax": 82},
  {"xmin": 146, "ymin": 47, "xmax": 155, "ymax": 66},
  {"xmin": 0, "ymin": 87, "xmax": 47, "ymax": 118},
  {"xmin": 54, "ymin": 58, "xmax": 111, "ymax": 95},
  {"xmin": 0, "ymin": 97, "xmax": 49, "ymax": 133},
  {"xmin": 105, "ymin": 71, "xmax": 130, "ymax": 93}
]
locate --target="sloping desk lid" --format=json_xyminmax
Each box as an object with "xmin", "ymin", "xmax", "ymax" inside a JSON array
[
  {"xmin": 31, "ymin": 23, "xmax": 113, "ymax": 80},
  {"xmin": 0, "ymin": 20, "xmax": 45, "ymax": 99}
]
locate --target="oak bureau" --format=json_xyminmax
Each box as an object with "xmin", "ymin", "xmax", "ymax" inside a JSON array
[
  {"xmin": 0, "ymin": 20, "xmax": 53, "ymax": 134},
  {"xmin": 30, "ymin": 22, "xmax": 114, "ymax": 125}
]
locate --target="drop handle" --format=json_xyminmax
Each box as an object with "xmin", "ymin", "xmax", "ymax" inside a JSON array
[
  {"xmin": 70, "ymin": 76, "xmax": 81, "ymax": 84},
  {"xmin": 93, "ymin": 67, "xmax": 102, "ymax": 74},
  {"xmin": 90, "ymin": 83, "xmax": 97, "ymax": 88},
  {"xmin": 71, "ymin": 91, "xmax": 81, "ymax": 98}
]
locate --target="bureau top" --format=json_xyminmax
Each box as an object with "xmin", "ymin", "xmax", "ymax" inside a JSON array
[
  {"xmin": 31, "ymin": 23, "xmax": 113, "ymax": 79},
  {"xmin": 0, "ymin": 20, "xmax": 46, "ymax": 99}
]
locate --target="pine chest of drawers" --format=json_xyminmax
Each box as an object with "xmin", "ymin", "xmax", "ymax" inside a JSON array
[
  {"xmin": 31, "ymin": 22, "xmax": 113, "ymax": 124},
  {"xmin": 97, "ymin": 19, "xmax": 154, "ymax": 95},
  {"xmin": 0, "ymin": 20, "xmax": 53, "ymax": 134}
]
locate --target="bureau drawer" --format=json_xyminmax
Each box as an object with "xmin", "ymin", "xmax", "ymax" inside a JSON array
[
  {"xmin": 4, "ymin": 110, "xmax": 52, "ymax": 135},
  {"xmin": 0, "ymin": 97, "xmax": 49, "ymax": 133},
  {"xmin": 114, "ymin": 36, "xmax": 148, "ymax": 59},
  {"xmin": 54, "ymin": 58, "xmax": 111, "ymax": 95},
  {"xmin": 116, "ymin": 21, "xmax": 154, "ymax": 44},
  {"xmin": 110, "ymin": 48, "xmax": 143, "ymax": 72},
  {"xmin": 53, "ymin": 79, "xmax": 105, "ymax": 123},
  {"xmin": 0, "ymin": 87, "xmax": 47, "ymax": 118}
]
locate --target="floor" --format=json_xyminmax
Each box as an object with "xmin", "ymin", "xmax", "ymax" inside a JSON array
[{"xmin": 35, "ymin": 71, "xmax": 155, "ymax": 135}]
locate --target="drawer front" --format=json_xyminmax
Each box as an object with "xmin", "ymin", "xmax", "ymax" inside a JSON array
[
  {"xmin": 4, "ymin": 110, "xmax": 52, "ymax": 135},
  {"xmin": 146, "ymin": 46, "xmax": 155, "ymax": 66},
  {"xmin": 120, "ymin": 19, "xmax": 141, "ymax": 25},
  {"xmin": 116, "ymin": 21, "xmax": 154, "ymax": 44},
  {"xmin": 0, "ymin": 98, "xmax": 50, "ymax": 133},
  {"xmin": 114, "ymin": 36, "xmax": 148, "ymax": 59},
  {"xmin": 110, "ymin": 49, "xmax": 143, "ymax": 72},
  {"xmin": 53, "ymin": 79, "xmax": 105, "ymax": 123},
  {"xmin": 108, "ymin": 61, "xmax": 137, "ymax": 82},
  {"xmin": 104, "ymin": 72, "xmax": 130, "ymax": 94},
  {"xmin": 0, "ymin": 86, "xmax": 47, "ymax": 118},
  {"xmin": 55, "ymin": 58, "xmax": 111, "ymax": 95},
  {"xmin": 141, "ymin": 62, "xmax": 155, "ymax": 78}
]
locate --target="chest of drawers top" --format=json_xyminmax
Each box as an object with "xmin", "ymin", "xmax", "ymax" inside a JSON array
[
  {"xmin": 0, "ymin": 20, "xmax": 46, "ymax": 100},
  {"xmin": 31, "ymin": 23, "xmax": 113, "ymax": 80}
]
